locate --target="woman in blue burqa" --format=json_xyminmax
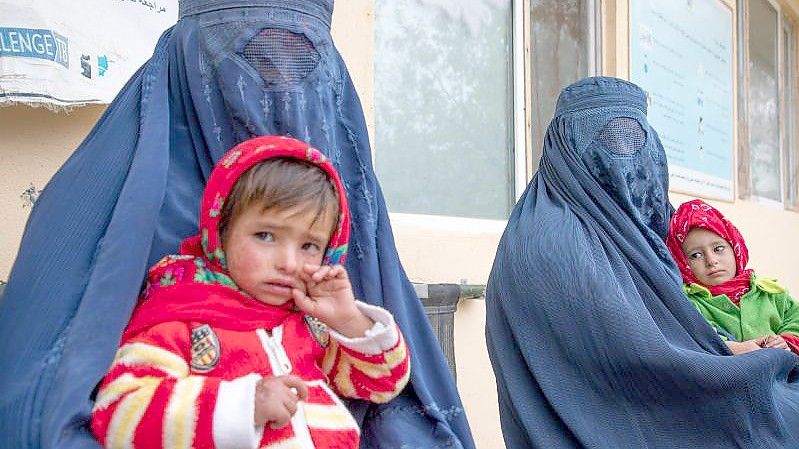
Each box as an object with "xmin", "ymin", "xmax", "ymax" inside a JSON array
[
  {"xmin": 0, "ymin": 1, "xmax": 474, "ymax": 448},
  {"xmin": 486, "ymin": 77, "xmax": 799, "ymax": 448}
]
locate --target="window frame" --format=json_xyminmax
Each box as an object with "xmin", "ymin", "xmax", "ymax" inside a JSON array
[
  {"xmin": 374, "ymin": 0, "xmax": 602, "ymax": 287},
  {"xmin": 514, "ymin": 0, "xmax": 528, "ymax": 198},
  {"xmin": 738, "ymin": 0, "xmax": 799, "ymax": 209},
  {"xmin": 373, "ymin": 0, "xmax": 519, "ymax": 222},
  {"xmin": 518, "ymin": 0, "xmax": 605, "ymax": 201},
  {"xmin": 378, "ymin": 0, "xmax": 603, "ymax": 224},
  {"xmin": 525, "ymin": 0, "xmax": 604, "ymax": 176},
  {"xmin": 782, "ymin": 16, "xmax": 799, "ymax": 210}
]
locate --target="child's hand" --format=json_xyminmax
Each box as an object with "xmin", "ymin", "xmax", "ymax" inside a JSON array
[
  {"xmin": 725, "ymin": 339, "xmax": 763, "ymax": 355},
  {"xmin": 292, "ymin": 263, "xmax": 374, "ymax": 338},
  {"xmin": 760, "ymin": 334, "xmax": 791, "ymax": 351},
  {"xmin": 254, "ymin": 375, "xmax": 308, "ymax": 428}
]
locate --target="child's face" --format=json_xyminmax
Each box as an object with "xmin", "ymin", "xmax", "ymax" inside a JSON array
[
  {"xmin": 681, "ymin": 227, "xmax": 737, "ymax": 286},
  {"xmin": 224, "ymin": 203, "xmax": 336, "ymax": 306}
]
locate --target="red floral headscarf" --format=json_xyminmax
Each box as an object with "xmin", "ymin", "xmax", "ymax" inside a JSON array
[
  {"xmin": 665, "ymin": 199, "xmax": 752, "ymax": 303},
  {"xmin": 191, "ymin": 135, "xmax": 350, "ymax": 270},
  {"xmin": 124, "ymin": 136, "xmax": 350, "ymax": 338}
]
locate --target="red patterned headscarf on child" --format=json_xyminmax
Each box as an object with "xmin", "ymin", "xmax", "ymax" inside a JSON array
[
  {"xmin": 190, "ymin": 135, "xmax": 350, "ymax": 270},
  {"xmin": 123, "ymin": 136, "xmax": 350, "ymax": 338},
  {"xmin": 665, "ymin": 199, "xmax": 752, "ymax": 303}
]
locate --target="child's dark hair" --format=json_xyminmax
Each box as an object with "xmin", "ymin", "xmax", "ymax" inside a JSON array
[{"xmin": 218, "ymin": 157, "xmax": 339, "ymax": 241}]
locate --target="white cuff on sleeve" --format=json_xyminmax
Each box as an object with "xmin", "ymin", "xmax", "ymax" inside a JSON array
[
  {"xmin": 329, "ymin": 301, "xmax": 400, "ymax": 355},
  {"xmin": 213, "ymin": 373, "xmax": 265, "ymax": 449}
]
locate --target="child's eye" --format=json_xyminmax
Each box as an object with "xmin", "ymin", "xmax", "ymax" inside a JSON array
[
  {"xmin": 688, "ymin": 252, "xmax": 703, "ymax": 261},
  {"xmin": 254, "ymin": 232, "xmax": 274, "ymax": 241},
  {"xmin": 302, "ymin": 242, "xmax": 321, "ymax": 253},
  {"xmin": 713, "ymin": 245, "xmax": 726, "ymax": 253}
]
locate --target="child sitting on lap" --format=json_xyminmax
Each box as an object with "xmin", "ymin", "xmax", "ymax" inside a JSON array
[
  {"xmin": 666, "ymin": 199, "xmax": 799, "ymax": 355},
  {"xmin": 91, "ymin": 136, "xmax": 410, "ymax": 449}
]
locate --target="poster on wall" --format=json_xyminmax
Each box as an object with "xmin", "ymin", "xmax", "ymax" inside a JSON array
[
  {"xmin": 630, "ymin": 0, "xmax": 735, "ymax": 201},
  {"xmin": 0, "ymin": 0, "xmax": 178, "ymax": 108}
]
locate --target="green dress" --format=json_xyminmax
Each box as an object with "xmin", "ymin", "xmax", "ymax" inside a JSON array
[{"xmin": 684, "ymin": 275, "xmax": 799, "ymax": 341}]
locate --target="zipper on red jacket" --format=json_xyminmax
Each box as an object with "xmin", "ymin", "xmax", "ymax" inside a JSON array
[{"xmin": 256, "ymin": 327, "xmax": 316, "ymax": 449}]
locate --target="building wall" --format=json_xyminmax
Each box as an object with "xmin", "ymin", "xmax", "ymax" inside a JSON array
[
  {"xmin": 2, "ymin": 2, "xmax": 799, "ymax": 449},
  {"xmin": 0, "ymin": 105, "xmax": 105, "ymax": 278}
]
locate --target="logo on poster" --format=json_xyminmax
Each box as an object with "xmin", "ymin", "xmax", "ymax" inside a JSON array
[{"xmin": 0, "ymin": 27, "xmax": 69, "ymax": 68}]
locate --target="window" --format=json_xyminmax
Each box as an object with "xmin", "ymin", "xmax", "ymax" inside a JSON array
[
  {"xmin": 747, "ymin": 0, "xmax": 782, "ymax": 202},
  {"xmin": 739, "ymin": 0, "xmax": 798, "ymax": 208},
  {"xmin": 374, "ymin": 0, "xmax": 514, "ymax": 220},
  {"xmin": 374, "ymin": 0, "xmax": 601, "ymax": 220},
  {"xmin": 528, "ymin": 0, "xmax": 601, "ymax": 170}
]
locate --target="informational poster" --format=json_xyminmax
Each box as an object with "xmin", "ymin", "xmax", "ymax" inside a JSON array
[
  {"xmin": 0, "ymin": 0, "xmax": 178, "ymax": 107},
  {"xmin": 630, "ymin": 0, "xmax": 734, "ymax": 200}
]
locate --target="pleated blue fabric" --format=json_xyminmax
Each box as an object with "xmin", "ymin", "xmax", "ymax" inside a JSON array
[
  {"xmin": 486, "ymin": 77, "xmax": 799, "ymax": 448},
  {"xmin": 0, "ymin": 2, "xmax": 474, "ymax": 448}
]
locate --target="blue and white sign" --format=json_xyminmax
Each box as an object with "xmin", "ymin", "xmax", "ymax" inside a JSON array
[
  {"xmin": 0, "ymin": 1, "xmax": 177, "ymax": 107},
  {"xmin": 0, "ymin": 28, "xmax": 69, "ymax": 68},
  {"xmin": 630, "ymin": 0, "xmax": 735, "ymax": 200}
]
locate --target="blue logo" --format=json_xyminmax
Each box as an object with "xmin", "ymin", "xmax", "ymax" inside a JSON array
[
  {"xmin": 98, "ymin": 55, "xmax": 109, "ymax": 76},
  {"xmin": 0, "ymin": 28, "xmax": 69, "ymax": 68}
]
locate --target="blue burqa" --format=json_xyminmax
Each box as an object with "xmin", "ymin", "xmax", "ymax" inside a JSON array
[
  {"xmin": 0, "ymin": 1, "xmax": 474, "ymax": 448},
  {"xmin": 486, "ymin": 77, "xmax": 799, "ymax": 448}
]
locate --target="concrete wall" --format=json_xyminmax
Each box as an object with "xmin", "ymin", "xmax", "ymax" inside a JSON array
[{"xmin": 0, "ymin": 104, "xmax": 105, "ymax": 279}]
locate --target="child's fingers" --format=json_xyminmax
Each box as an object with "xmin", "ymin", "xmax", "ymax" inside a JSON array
[
  {"xmin": 301, "ymin": 263, "xmax": 347, "ymax": 282},
  {"xmin": 311, "ymin": 265, "xmax": 333, "ymax": 282},
  {"xmin": 328, "ymin": 265, "xmax": 347, "ymax": 279},
  {"xmin": 269, "ymin": 410, "xmax": 293, "ymax": 429},
  {"xmin": 298, "ymin": 269, "xmax": 313, "ymax": 282},
  {"xmin": 285, "ymin": 395, "xmax": 300, "ymax": 416},
  {"xmin": 291, "ymin": 288, "xmax": 315, "ymax": 314},
  {"xmin": 280, "ymin": 375, "xmax": 309, "ymax": 401},
  {"xmin": 763, "ymin": 336, "xmax": 788, "ymax": 349}
]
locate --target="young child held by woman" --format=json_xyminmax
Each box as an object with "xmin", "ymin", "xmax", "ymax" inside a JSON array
[
  {"xmin": 666, "ymin": 199, "xmax": 799, "ymax": 355},
  {"xmin": 91, "ymin": 136, "xmax": 410, "ymax": 449}
]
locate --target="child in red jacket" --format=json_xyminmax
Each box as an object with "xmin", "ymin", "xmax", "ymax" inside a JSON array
[{"xmin": 91, "ymin": 136, "xmax": 410, "ymax": 449}]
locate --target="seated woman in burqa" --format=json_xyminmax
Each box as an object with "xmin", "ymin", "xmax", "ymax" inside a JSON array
[
  {"xmin": 0, "ymin": 1, "xmax": 474, "ymax": 448},
  {"xmin": 486, "ymin": 76, "xmax": 799, "ymax": 448}
]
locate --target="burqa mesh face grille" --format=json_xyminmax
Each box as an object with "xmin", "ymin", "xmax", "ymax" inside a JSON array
[
  {"xmin": 599, "ymin": 117, "xmax": 646, "ymax": 155},
  {"xmin": 242, "ymin": 28, "xmax": 320, "ymax": 89}
]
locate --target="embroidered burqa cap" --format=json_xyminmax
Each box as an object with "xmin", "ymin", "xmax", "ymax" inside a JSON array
[
  {"xmin": 0, "ymin": 2, "xmax": 474, "ymax": 448},
  {"xmin": 486, "ymin": 76, "xmax": 799, "ymax": 448}
]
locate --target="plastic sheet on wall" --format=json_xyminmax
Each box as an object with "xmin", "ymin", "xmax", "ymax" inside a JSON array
[{"xmin": 0, "ymin": 0, "xmax": 177, "ymax": 109}]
